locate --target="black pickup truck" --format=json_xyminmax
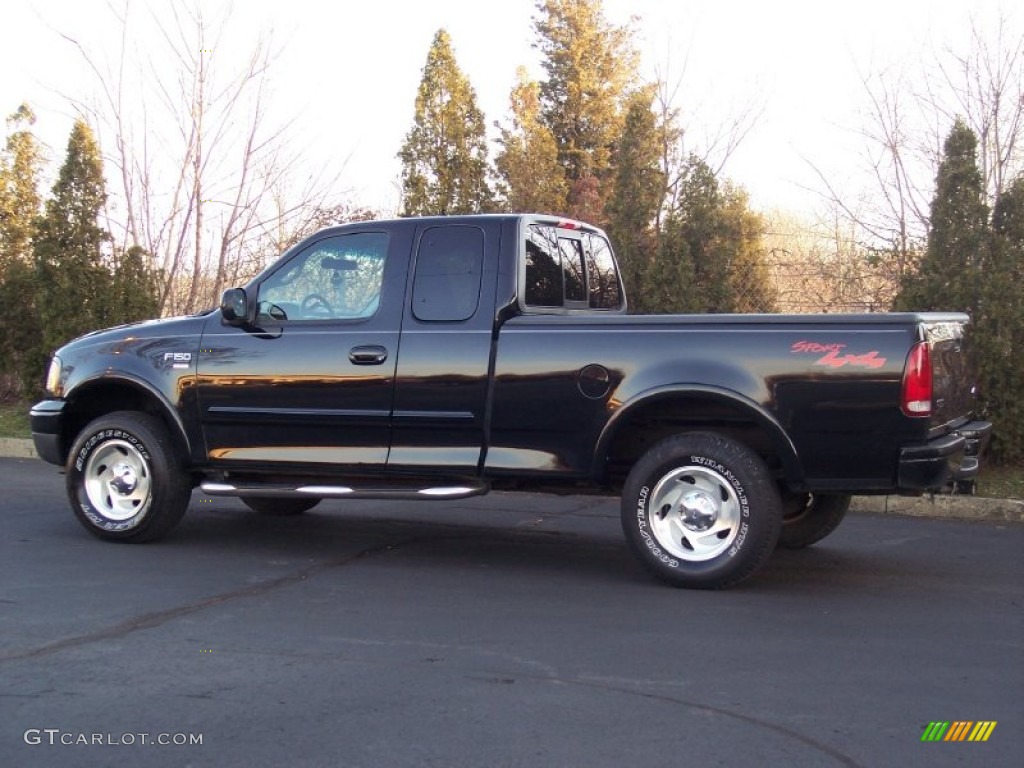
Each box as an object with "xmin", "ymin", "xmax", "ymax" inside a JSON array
[{"xmin": 31, "ymin": 214, "xmax": 991, "ymax": 588}]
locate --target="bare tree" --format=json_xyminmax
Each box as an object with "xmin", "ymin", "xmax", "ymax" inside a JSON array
[
  {"xmin": 927, "ymin": 14, "xmax": 1024, "ymax": 210},
  {"xmin": 763, "ymin": 208, "xmax": 899, "ymax": 314},
  {"xmin": 811, "ymin": 11, "xmax": 1023, "ymax": 276},
  {"xmin": 60, "ymin": 1, "xmax": 350, "ymax": 315},
  {"xmin": 652, "ymin": 53, "xmax": 764, "ymax": 216},
  {"xmin": 805, "ymin": 68, "xmax": 934, "ymax": 291}
]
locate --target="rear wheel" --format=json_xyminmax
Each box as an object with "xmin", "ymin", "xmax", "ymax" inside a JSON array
[
  {"xmin": 953, "ymin": 478, "xmax": 977, "ymax": 495},
  {"xmin": 621, "ymin": 433, "xmax": 782, "ymax": 589},
  {"xmin": 777, "ymin": 493, "xmax": 851, "ymax": 549},
  {"xmin": 66, "ymin": 411, "xmax": 191, "ymax": 542},
  {"xmin": 241, "ymin": 497, "xmax": 320, "ymax": 516}
]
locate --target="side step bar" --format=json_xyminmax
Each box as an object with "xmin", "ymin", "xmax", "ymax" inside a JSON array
[{"xmin": 200, "ymin": 480, "xmax": 489, "ymax": 501}]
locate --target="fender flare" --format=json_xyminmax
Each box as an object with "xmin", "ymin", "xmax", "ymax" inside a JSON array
[
  {"xmin": 592, "ymin": 384, "xmax": 802, "ymax": 485},
  {"xmin": 65, "ymin": 373, "xmax": 193, "ymax": 458}
]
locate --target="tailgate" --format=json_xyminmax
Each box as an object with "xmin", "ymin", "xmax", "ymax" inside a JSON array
[{"xmin": 922, "ymin": 317, "xmax": 974, "ymax": 429}]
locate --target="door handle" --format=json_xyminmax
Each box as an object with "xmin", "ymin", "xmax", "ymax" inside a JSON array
[{"xmin": 349, "ymin": 345, "xmax": 388, "ymax": 365}]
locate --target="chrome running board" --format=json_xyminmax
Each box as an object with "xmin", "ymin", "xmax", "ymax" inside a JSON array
[{"xmin": 199, "ymin": 480, "xmax": 489, "ymax": 501}]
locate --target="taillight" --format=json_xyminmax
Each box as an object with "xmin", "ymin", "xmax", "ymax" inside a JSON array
[{"xmin": 901, "ymin": 342, "xmax": 933, "ymax": 417}]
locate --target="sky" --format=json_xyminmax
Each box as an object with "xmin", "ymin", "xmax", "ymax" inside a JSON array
[{"xmin": 1, "ymin": 0, "xmax": 1017, "ymax": 218}]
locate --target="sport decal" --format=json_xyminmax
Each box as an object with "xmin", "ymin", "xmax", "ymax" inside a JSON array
[{"xmin": 791, "ymin": 341, "xmax": 886, "ymax": 369}]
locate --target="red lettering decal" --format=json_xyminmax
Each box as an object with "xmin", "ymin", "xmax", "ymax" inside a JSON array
[
  {"xmin": 814, "ymin": 349, "xmax": 887, "ymax": 369},
  {"xmin": 792, "ymin": 340, "xmax": 846, "ymax": 354},
  {"xmin": 792, "ymin": 340, "xmax": 887, "ymax": 368}
]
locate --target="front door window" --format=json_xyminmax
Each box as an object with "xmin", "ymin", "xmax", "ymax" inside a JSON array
[{"xmin": 257, "ymin": 233, "xmax": 389, "ymax": 322}]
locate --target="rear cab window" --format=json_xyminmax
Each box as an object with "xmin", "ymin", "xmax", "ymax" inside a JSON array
[{"xmin": 523, "ymin": 223, "xmax": 623, "ymax": 311}]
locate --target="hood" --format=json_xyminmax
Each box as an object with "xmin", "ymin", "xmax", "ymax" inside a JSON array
[{"xmin": 56, "ymin": 314, "xmax": 211, "ymax": 356}]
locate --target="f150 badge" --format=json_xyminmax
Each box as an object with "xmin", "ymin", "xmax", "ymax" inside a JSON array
[{"xmin": 163, "ymin": 352, "xmax": 193, "ymax": 369}]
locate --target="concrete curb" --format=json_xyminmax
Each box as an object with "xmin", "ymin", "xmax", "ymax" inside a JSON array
[
  {"xmin": 0, "ymin": 437, "xmax": 1020, "ymax": 522},
  {"xmin": 850, "ymin": 494, "xmax": 1024, "ymax": 523},
  {"xmin": 0, "ymin": 437, "xmax": 38, "ymax": 460}
]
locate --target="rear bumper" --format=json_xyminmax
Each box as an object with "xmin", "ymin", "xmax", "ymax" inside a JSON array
[
  {"xmin": 30, "ymin": 399, "xmax": 66, "ymax": 466},
  {"xmin": 897, "ymin": 420, "xmax": 993, "ymax": 492},
  {"xmin": 952, "ymin": 420, "xmax": 993, "ymax": 481}
]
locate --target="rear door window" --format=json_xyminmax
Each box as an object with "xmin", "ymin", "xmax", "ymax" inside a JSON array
[{"xmin": 412, "ymin": 225, "xmax": 484, "ymax": 322}]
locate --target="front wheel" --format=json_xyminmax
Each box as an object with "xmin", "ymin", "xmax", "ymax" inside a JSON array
[
  {"xmin": 621, "ymin": 433, "xmax": 782, "ymax": 589},
  {"xmin": 66, "ymin": 411, "xmax": 191, "ymax": 542}
]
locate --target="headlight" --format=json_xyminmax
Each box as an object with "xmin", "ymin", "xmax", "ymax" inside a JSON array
[{"xmin": 45, "ymin": 356, "xmax": 63, "ymax": 397}]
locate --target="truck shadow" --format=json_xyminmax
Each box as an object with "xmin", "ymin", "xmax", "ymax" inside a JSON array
[{"xmin": 161, "ymin": 497, "xmax": 952, "ymax": 595}]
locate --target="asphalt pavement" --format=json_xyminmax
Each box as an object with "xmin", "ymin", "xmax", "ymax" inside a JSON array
[{"xmin": 1, "ymin": 456, "xmax": 1021, "ymax": 768}]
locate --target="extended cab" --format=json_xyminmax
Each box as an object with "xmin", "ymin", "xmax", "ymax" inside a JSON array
[{"xmin": 31, "ymin": 215, "xmax": 992, "ymax": 588}]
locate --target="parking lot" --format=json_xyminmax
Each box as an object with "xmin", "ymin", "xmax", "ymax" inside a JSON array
[{"xmin": 1, "ymin": 456, "xmax": 1021, "ymax": 767}]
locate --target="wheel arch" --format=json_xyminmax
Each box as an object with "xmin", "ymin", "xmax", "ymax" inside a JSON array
[
  {"xmin": 594, "ymin": 385, "xmax": 803, "ymax": 489},
  {"xmin": 58, "ymin": 375, "xmax": 192, "ymax": 465}
]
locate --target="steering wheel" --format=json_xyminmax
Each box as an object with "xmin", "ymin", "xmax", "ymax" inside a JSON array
[{"xmin": 301, "ymin": 293, "xmax": 333, "ymax": 317}]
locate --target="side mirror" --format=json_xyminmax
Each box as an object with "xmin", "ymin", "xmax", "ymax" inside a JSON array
[{"xmin": 220, "ymin": 288, "xmax": 249, "ymax": 325}]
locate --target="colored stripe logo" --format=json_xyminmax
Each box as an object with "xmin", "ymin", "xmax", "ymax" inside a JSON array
[{"xmin": 921, "ymin": 721, "xmax": 997, "ymax": 742}]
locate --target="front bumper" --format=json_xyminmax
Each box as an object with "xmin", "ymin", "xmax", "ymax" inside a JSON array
[
  {"xmin": 30, "ymin": 399, "xmax": 66, "ymax": 466},
  {"xmin": 897, "ymin": 420, "xmax": 993, "ymax": 492}
]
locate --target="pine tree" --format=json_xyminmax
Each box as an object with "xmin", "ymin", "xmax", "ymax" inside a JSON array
[
  {"xmin": 980, "ymin": 176, "xmax": 1024, "ymax": 462},
  {"xmin": 0, "ymin": 104, "xmax": 43, "ymax": 270},
  {"xmin": 894, "ymin": 119, "xmax": 988, "ymax": 313},
  {"xmin": 110, "ymin": 244, "xmax": 160, "ymax": 325},
  {"xmin": 533, "ymin": 0, "xmax": 638, "ymax": 222},
  {"xmin": 652, "ymin": 157, "xmax": 775, "ymax": 314},
  {"xmin": 675, "ymin": 156, "xmax": 729, "ymax": 312},
  {"xmin": 0, "ymin": 258, "xmax": 42, "ymax": 395},
  {"xmin": 892, "ymin": 119, "xmax": 1024, "ymax": 460},
  {"xmin": 0, "ymin": 103, "xmax": 45, "ymax": 396},
  {"xmin": 495, "ymin": 67, "xmax": 568, "ymax": 215},
  {"xmin": 605, "ymin": 87, "xmax": 664, "ymax": 312},
  {"xmin": 33, "ymin": 120, "xmax": 112, "ymax": 378},
  {"xmin": 646, "ymin": 156, "xmax": 716, "ymax": 315},
  {"xmin": 720, "ymin": 185, "xmax": 777, "ymax": 313},
  {"xmin": 398, "ymin": 29, "xmax": 492, "ymax": 216},
  {"xmin": 649, "ymin": 216, "xmax": 700, "ymax": 315}
]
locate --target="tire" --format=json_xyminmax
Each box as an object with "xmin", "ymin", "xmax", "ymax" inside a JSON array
[
  {"xmin": 66, "ymin": 411, "xmax": 191, "ymax": 542},
  {"xmin": 621, "ymin": 433, "xmax": 782, "ymax": 589},
  {"xmin": 953, "ymin": 478, "xmax": 977, "ymax": 495},
  {"xmin": 241, "ymin": 497, "xmax": 320, "ymax": 516},
  {"xmin": 776, "ymin": 493, "xmax": 851, "ymax": 549}
]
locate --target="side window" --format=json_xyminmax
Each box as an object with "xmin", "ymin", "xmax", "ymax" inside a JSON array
[
  {"xmin": 585, "ymin": 234, "xmax": 623, "ymax": 310},
  {"xmin": 257, "ymin": 233, "xmax": 389, "ymax": 322},
  {"xmin": 412, "ymin": 226, "xmax": 484, "ymax": 322},
  {"xmin": 525, "ymin": 225, "xmax": 562, "ymax": 306},
  {"xmin": 525, "ymin": 225, "xmax": 621, "ymax": 310},
  {"xmin": 559, "ymin": 238, "xmax": 587, "ymax": 305}
]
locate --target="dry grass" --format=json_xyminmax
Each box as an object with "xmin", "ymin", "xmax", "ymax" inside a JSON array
[
  {"xmin": 0, "ymin": 400, "xmax": 31, "ymax": 439},
  {"xmin": 978, "ymin": 463, "xmax": 1024, "ymax": 500}
]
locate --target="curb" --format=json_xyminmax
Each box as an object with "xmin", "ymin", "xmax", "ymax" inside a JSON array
[
  {"xmin": 0, "ymin": 438, "xmax": 1020, "ymax": 522},
  {"xmin": 0, "ymin": 437, "xmax": 38, "ymax": 460},
  {"xmin": 850, "ymin": 494, "xmax": 1023, "ymax": 524}
]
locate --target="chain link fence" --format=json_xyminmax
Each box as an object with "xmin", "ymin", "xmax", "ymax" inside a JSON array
[{"xmin": 755, "ymin": 224, "xmax": 904, "ymax": 315}]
